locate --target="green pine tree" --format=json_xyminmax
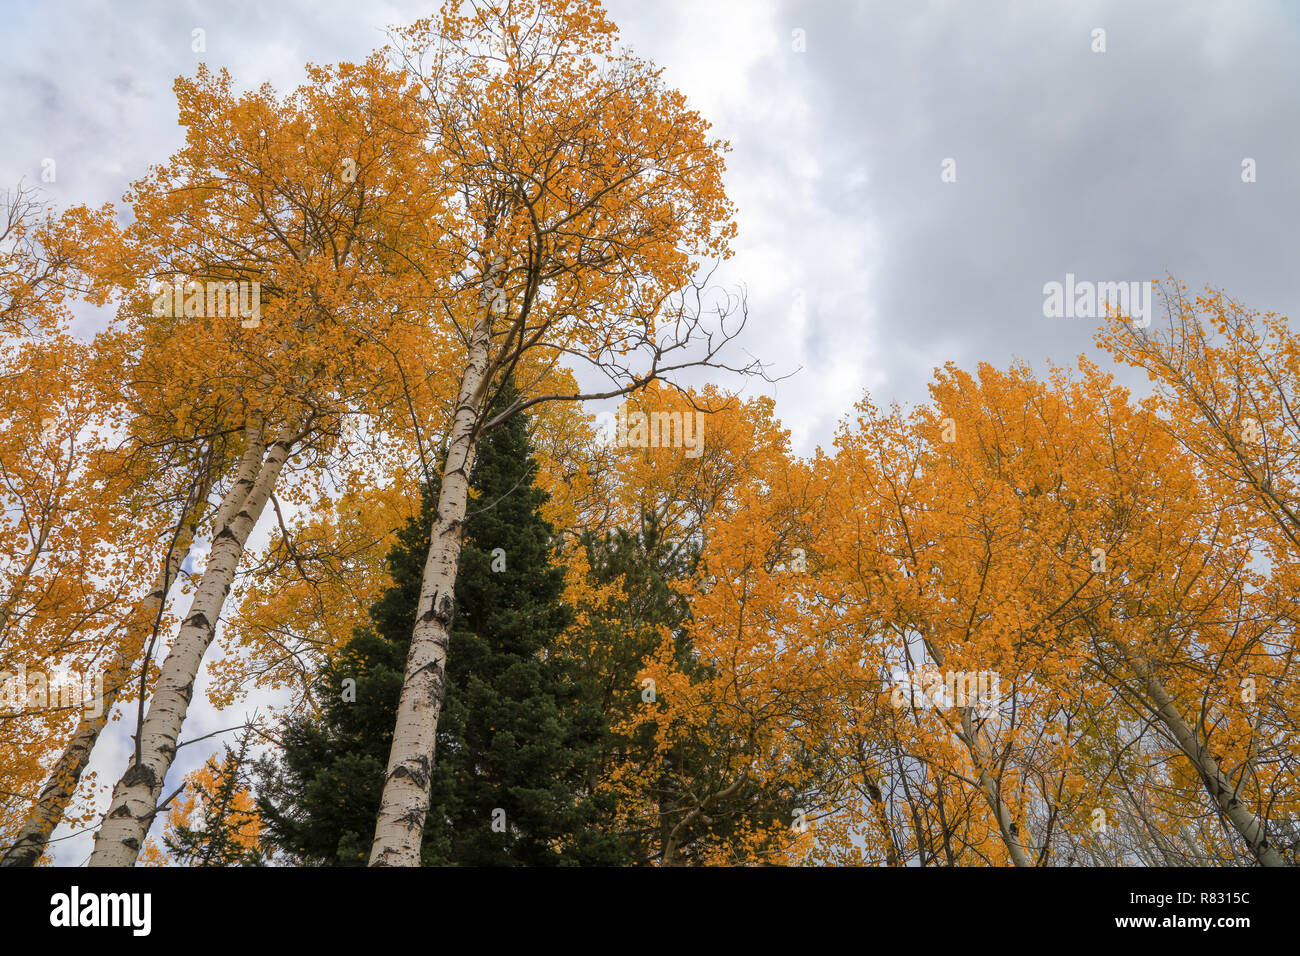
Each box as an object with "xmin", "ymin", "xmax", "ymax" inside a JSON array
[
  {"xmin": 164, "ymin": 730, "xmax": 265, "ymax": 867},
  {"xmin": 256, "ymin": 400, "xmax": 625, "ymax": 865},
  {"xmin": 572, "ymin": 513, "xmax": 809, "ymax": 864}
]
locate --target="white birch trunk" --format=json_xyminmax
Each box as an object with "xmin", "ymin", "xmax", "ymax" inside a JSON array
[
  {"xmin": 369, "ymin": 308, "xmax": 494, "ymax": 867},
  {"xmin": 957, "ymin": 706, "xmax": 1033, "ymax": 867},
  {"xmin": 1, "ymin": 473, "xmax": 211, "ymax": 867},
  {"xmin": 925, "ymin": 641, "xmax": 1032, "ymax": 866},
  {"xmin": 87, "ymin": 417, "xmax": 300, "ymax": 866},
  {"xmin": 1126, "ymin": 652, "xmax": 1284, "ymax": 867}
]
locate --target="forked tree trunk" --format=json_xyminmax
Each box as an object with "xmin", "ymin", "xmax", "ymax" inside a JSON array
[
  {"xmin": 369, "ymin": 307, "xmax": 493, "ymax": 867},
  {"xmin": 1124, "ymin": 651, "xmax": 1284, "ymax": 867},
  {"xmin": 1, "ymin": 470, "xmax": 213, "ymax": 867},
  {"xmin": 925, "ymin": 642, "xmax": 1032, "ymax": 866},
  {"xmin": 957, "ymin": 705, "xmax": 1032, "ymax": 867},
  {"xmin": 88, "ymin": 416, "xmax": 300, "ymax": 866},
  {"xmin": 857, "ymin": 765, "xmax": 899, "ymax": 866}
]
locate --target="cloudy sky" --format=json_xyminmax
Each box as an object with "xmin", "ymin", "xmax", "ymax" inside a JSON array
[{"xmin": 4, "ymin": 0, "xmax": 1298, "ymax": 861}]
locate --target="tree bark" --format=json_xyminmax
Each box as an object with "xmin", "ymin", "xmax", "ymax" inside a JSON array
[
  {"xmin": 1125, "ymin": 651, "xmax": 1284, "ymax": 867},
  {"xmin": 957, "ymin": 705, "xmax": 1032, "ymax": 867},
  {"xmin": 925, "ymin": 641, "xmax": 1032, "ymax": 866},
  {"xmin": 369, "ymin": 307, "xmax": 493, "ymax": 867},
  {"xmin": 87, "ymin": 416, "xmax": 300, "ymax": 866},
  {"xmin": 1, "ymin": 469, "xmax": 212, "ymax": 867}
]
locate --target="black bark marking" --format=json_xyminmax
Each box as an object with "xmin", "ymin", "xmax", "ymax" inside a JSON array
[
  {"xmin": 426, "ymin": 667, "xmax": 446, "ymax": 708},
  {"xmin": 391, "ymin": 754, "xmax": 431, "ymax": 789},
  {"xmin": 121, "ymin": 763, "xmax": 157, "ymax": 790},
  {"xmin": 434, "ymin": 592, "xmax": 455, "ymax": 627}
]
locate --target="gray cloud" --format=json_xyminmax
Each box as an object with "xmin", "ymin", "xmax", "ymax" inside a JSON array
[{"xmin": 762, "ymin": 0, "xmax": 1300, "ymax": 435}]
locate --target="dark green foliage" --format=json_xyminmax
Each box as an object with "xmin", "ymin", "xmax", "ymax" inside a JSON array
[
  {"xmin": 572, "ymin": 515, "xmax": 805, "ymax": 864},
  {"xmin": 257, "ymin": 404, "xmax": 624, "ymax": 865},
  {"xmin": 255, "ymin": 401, "xmax": 803, "ymax": 866}
]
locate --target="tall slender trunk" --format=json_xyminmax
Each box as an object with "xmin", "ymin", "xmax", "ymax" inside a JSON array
[
  {"xmin": 926, "ymin": 641, "xmax": 1032, "ymax": 866},
  {"xmin": 956, "ymin": 705, "xmax": 1032, "ymax": 866},
  {"xmin": 858, "ymin": 766, "xmax": 899, "ymax": 866},
  {"xmin": 88, "ymin": 415, "xmax": 300, "ymax": 866},
  {"xmin": 1, "ymin": 469, "xmax": 213, "ymax": 867},
  {"xmin": 1123, "ymin": 650, "xmax": 1284, "ymax": 867},
  {"xmin": 369, "ymin": 308, "xmax": 493, "ymax": 867}
]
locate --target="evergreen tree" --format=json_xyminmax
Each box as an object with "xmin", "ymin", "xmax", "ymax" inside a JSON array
[
  {"xmin": 257, "ymin": 403, "xmax": 624, "ymax": 865},
  {"xmin": 565, "ymin": 515, "xmax": 698, "ymax": 862},
  {"xmin": 256, "ymin": 409, "xmax": 803, "ymax": 866},
  {"xmin": 573, "ymin": 513, "xmax": 808, "ymax": 864},
  {"xmin": 164, "ymin": 731, "xmax": 265, "ymax": 867}
]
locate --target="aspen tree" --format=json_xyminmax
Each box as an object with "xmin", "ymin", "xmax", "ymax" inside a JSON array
[
  {"xmin": 88, "ymin": 56, "xmax": 452, "ymax": 865},
  {"xmin": 370, "ymin": 0, "xmax": 754, "ymax": 864}
]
